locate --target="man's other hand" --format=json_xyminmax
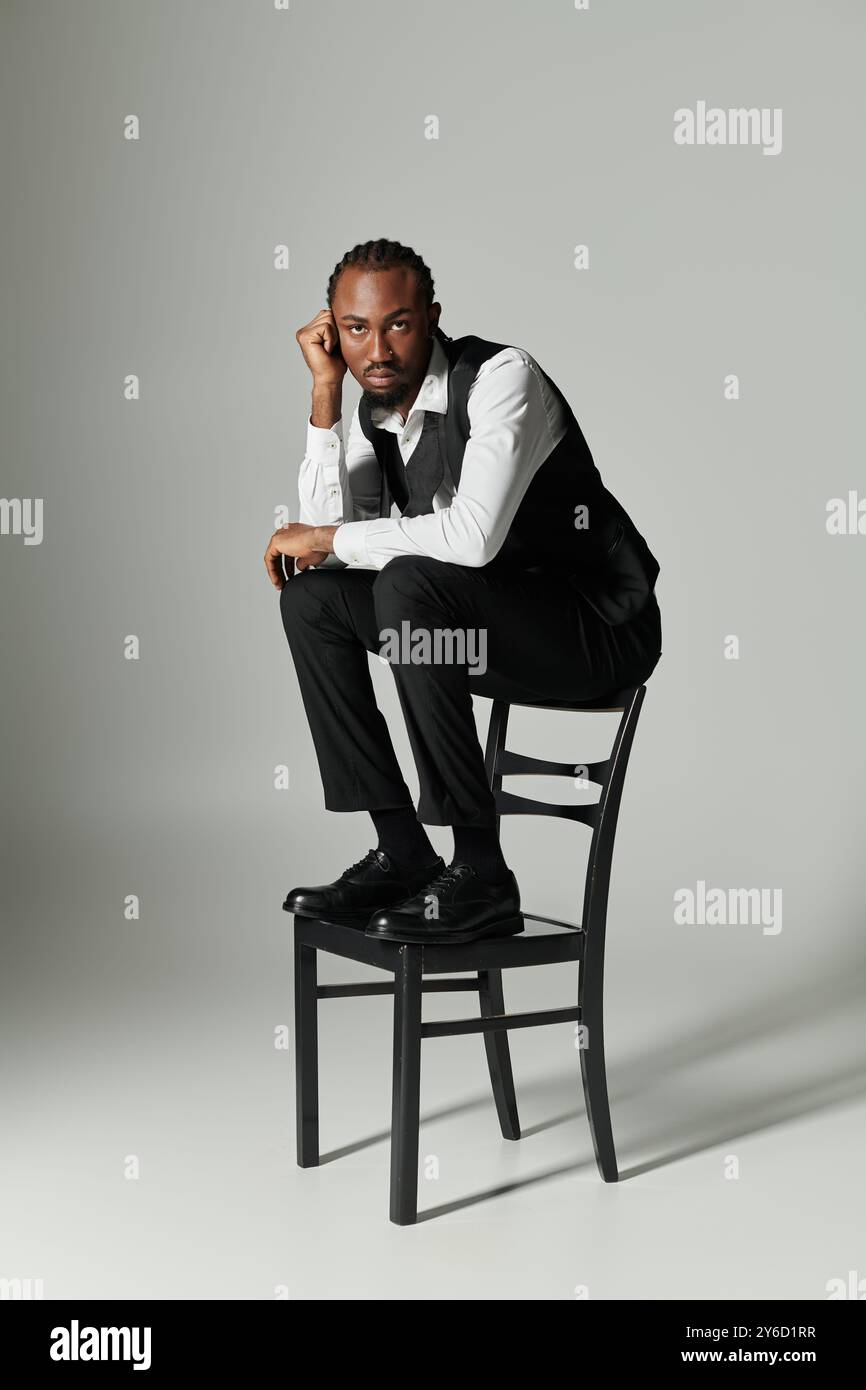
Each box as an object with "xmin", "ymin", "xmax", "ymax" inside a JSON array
[
  {"xmin": 265, "ymin": 523, "xmax": 334, "ymax": 588},
  {"xmin": 295, "ymin": 550, "xmax": 328, "ymax": 573}
]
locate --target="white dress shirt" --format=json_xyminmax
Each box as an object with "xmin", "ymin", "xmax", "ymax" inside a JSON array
[{"xmin": 297, "ymin": 334, "xmax": 569, "ymax": 569}]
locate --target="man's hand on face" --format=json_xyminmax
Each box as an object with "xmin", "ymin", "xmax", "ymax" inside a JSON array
[{"xmin": 296, "ymin": 309, "xmax": 347, "ymax": 390}]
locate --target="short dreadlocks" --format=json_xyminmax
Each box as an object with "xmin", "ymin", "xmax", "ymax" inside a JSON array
[{"xmin": 326, "ymin": 239, "xmax": 451, "ymax": 343}]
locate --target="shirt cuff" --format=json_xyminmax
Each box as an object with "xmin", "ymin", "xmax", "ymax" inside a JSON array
[
  {"xmin": 332, "ymin": 519, "xmax": 374, "ymax": 567},
  {"xmin": 305, "ymin": 415, "xmax": 343, "ymax": 464}
]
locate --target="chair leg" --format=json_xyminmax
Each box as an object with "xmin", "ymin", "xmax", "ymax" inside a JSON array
[
  {"xmin": 478, "ymin": 969, "xmax": 520, "ymax": 1140},
  {"xmin": 294, "ymin": 937, "xmax": 319, "ymax": 1167},
  {"xmin": 389, "ymin": 946, "xmax": 423, "ymax": 1225},
  {"xmin": 578, "ymin": 963, "xmax": 618, "ymax": 1181}
]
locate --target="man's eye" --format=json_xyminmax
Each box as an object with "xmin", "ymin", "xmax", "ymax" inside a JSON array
[{"xmin": 347, "ymin": 321, "xmax": 407, "ymax": 334}]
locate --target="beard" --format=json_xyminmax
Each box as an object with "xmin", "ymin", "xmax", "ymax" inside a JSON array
[{"xmin": 360, "ymin": 376, "xmax": 413, "ymax": 412}]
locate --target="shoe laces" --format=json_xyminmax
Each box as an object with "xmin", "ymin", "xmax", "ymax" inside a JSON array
[
  {"xmin": 337, "ymin": 848, "xmax": 385, "ymax": 881},
  {"xmin": 422, "ymin": 863, "xmax": 474, "ymax": 896}
]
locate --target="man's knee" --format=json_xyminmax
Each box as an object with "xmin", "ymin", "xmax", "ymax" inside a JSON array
[
  {"xmin": 372, "ymin": 555, "xmax": 451, "ymax": 623},
  {"xmin": 279, "ymin": 570, "xmax": 330, "ymax": 631}
]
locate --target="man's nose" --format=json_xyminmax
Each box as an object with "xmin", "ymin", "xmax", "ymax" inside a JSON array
[{"xmin": 368, "ymin": 332, "xmax": 391, "ymax": 364}]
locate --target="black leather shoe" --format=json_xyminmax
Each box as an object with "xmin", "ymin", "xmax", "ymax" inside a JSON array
[
  {"xmin": 283, "ymin": 848, "xmax": 446, "ymax": 927},
  {"xmin": 365, "ymin": 862, "xmax": 524, "ymax": 944}
]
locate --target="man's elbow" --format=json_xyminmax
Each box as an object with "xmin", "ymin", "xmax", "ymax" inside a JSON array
[
  {"xmin": 445, "ymin": 512, "xmax": 500, "ymax": 568},
  {"xmin": 451, "ymin": 536, "xmax": 497, "ymax": 568}
]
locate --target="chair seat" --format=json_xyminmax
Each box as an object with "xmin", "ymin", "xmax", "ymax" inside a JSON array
[
  {"xmin": 294, "ymin": 913, "xmax": 584, "ymax": 976},
  {"xmin": 508, "ymin": 686, "xmax": 636, "ymax": 712}
]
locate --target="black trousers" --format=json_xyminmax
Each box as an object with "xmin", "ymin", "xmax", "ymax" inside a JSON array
[{"xmin": 279, "ymin": 553, "xmax": 662, "ymax": 828}]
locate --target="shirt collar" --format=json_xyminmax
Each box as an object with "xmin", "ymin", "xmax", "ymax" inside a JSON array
[{"xmin": 370, "ymin": 334, "xmax": 449, "ymax": 430}]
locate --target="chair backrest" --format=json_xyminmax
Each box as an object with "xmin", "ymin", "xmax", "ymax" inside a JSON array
[{"xmin": 483, "ymin": 686, "xmax": 647, "ymax": 940}]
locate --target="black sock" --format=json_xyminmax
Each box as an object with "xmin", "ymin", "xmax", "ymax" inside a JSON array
[
  {"xmin": 370, "ymin": 806, "xmax": 438, "ymax": 870},
  {"xmin": 451, "ymin": 825, "xmax": 510, "ymax": 884}
]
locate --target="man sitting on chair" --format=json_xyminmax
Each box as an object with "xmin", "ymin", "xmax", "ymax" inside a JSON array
[{"xmin": 265, "ymin": 238, "xmax": 662, "ymax": 946}]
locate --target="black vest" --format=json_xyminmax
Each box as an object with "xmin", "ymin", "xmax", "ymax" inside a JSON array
[{"xmin": 357, "ymin": 334, "xmax": 660, "ymax": 625}]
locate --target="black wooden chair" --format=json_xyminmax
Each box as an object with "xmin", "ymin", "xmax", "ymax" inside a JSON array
[{"xmin": 291, "ymin": 684, "xmax": 647, "ymax": 1225}]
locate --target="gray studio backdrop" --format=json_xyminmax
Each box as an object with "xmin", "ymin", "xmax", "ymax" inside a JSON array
[{"xmin": 2, "ymin": 0, "xmax": 865, "ymax": 1299}]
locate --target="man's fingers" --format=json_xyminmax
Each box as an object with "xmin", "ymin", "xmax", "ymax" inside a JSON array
[
  {"xmin": 295, "ymin": 549, "xmax": 328, "ymax": 572},
  {"xmin": 264, "ymin": 541, "xmax": 287, "ymax": 589}
]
